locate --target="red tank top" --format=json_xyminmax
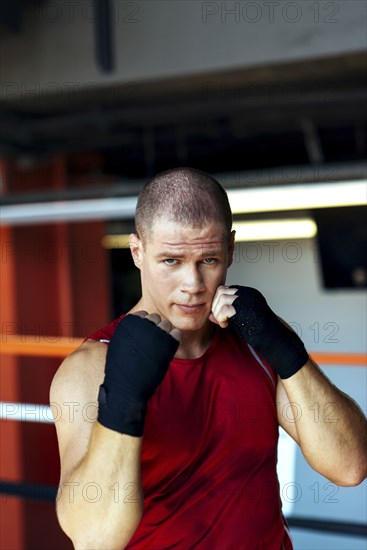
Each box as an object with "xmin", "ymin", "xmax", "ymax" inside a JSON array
[{"xmin": 87, "ymin": 317, "xmax": 293, "ymax": 550}]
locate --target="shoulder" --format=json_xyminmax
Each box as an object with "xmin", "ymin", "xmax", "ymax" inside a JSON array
[
  {"xmin": 51, "ymin": 314, "xmax": 127, "ymax": 402},
  {"xmin": 84, "ymin": 314, "xmax": 126, "ymax": 344},
  {"xmin": 50, "ymin": 340, "xmax": 107, "ymax": 410}
]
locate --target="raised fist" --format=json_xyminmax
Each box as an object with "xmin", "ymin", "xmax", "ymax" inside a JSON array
[{"xmin": 98, "ymin": 311, "xmax": 180, "ymax": 436}]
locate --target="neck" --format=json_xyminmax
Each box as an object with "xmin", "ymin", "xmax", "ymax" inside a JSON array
[{"xmin": 175, "ymin": 321, "xmax": 216, "ymax": 359}]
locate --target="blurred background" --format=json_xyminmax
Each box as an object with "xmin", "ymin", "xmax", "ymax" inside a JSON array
[{"xmin": 0, "ymin": 1, "xmax": 366, "ymax": 548}]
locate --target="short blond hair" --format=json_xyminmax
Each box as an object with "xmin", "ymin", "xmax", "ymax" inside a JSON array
[{"xmin": 135, "ymin": 167, "xmax": 232, "ymax": 244}]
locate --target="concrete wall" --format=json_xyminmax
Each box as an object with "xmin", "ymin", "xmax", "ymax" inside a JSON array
[
  {"xmin": 228, "ymin": 238, "xmax": 366, "ymax": 354},
  {"xmin": 1, "ymin": 0, "xmax": 366, "ymax": 100}
]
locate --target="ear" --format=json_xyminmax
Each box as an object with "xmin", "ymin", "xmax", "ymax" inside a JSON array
[
  {"xmin": 227, "ymin": 230, "xmax": 236, "ymax": 267},
  {"xmin": 129, "ymin": 233, "xmax": 142, "ymax": 269}
]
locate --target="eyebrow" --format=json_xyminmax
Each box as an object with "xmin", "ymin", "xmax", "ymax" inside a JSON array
[{"xmin": 155, "ymin": 249, "xmax": 224, "ymax": 259}]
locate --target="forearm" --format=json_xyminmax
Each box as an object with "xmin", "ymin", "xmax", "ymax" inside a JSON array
[
  {"xmin": 282, "ymin": 358, "xmax": 367, "ymax": 486},
  {"xmin": 57, "ymin": 422, "xmax": 144, "ymax": 549}
]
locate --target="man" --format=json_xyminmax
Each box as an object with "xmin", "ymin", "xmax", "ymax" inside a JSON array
[{"xmin": 51, "ymin": 167, "xmax": 367, "ymax": 549}]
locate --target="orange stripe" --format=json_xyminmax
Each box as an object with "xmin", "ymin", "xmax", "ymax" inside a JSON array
[
  {"xmin": 0, "ymin": 335, "xmax": 83, "ymax": 357},
  {"xmin": 310, "ymin": 352, "xmax": 366, "ymax": 366},
  {"xmin": 0, "ymin": 335, "xmax": 366, "ymax": 365}
]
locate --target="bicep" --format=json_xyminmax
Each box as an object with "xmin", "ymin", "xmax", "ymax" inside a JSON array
[
  {"xmin": 50, "ymin": 342, "xmax": 107, "ymax": 483},
  {"xmin": 276, "ymin": 376, "xmax": 300, "ymax": 444}
]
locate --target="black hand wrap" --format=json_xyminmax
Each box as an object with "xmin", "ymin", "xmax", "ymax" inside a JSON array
[
  {"xmin": 97, "ymin": 315, "xmax": 179, "ymax": 436},
  {"xmin": 228, "ymin": 286, "xmax": 309, "ymax": 379}
]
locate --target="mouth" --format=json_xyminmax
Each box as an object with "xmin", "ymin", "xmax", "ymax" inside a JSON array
[{"xmin": 175, "ymin": 303, "xmax": 205, "ymax": 314}]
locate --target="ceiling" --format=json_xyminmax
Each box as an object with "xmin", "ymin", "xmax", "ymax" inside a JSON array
[{"xmin": 0, "ymin": 10, "xmax": 366, "ymax": 183}]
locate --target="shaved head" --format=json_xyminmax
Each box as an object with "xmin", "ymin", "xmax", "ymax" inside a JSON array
[{"xmin": 135, "ymin": 167, "xmax": 232, "ymax": 245}]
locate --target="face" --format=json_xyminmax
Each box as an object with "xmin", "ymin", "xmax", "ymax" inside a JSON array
[{"xmin": 130, "ymin": 217, "xmax": 235, "ymax": 332}]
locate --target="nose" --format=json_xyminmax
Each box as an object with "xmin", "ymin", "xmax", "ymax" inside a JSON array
[{"xmin": 180, "ymin": 264, "xmax": 206, "ymax": 294}]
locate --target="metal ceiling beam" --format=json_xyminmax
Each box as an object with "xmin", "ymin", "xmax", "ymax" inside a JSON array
[
  {"xmin": 301, "ymin": 119, "xmax": 324, "ymax": 164},
  {"xmin": 94, "ymin": 0, "xmax": 115, "ymax": 73},
  {"xmin": 0, "ymin": 89, "xmax": 366, "ymax": 154}
]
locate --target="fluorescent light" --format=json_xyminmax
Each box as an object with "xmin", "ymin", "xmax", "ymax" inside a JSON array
[
  {"xmin": 228, "ymin": 180, "xmax": 366, "ymax": 213},
  {"xmin": 102, "ymin": 218, "xmax": 317, "ymax": 248},
  {"xmin": 233, "ymin": 219, "xmax": 317, "ymax": 241},
  {"xmin": 0, "ymin": 180, "xmax": 365, "ymax": 226},
  {"xmin": 101, "ymin": 234, "xmax": 132, "ymax": 248}
]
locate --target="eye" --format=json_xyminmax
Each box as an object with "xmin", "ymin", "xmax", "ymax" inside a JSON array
[
  {"xmin": 202, "ymin": 258, "xmax": 217, "ymax": 265},
  {"xmin": 163, "ymin": 259, "xmax": 178, "ymax": 265}
]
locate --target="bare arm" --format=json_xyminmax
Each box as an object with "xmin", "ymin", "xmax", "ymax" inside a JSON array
[
  {"xmin": 50, "ymin": 341, "xmax": 143, "ymax": 549},
  {"xmin": 277, "ymin": 357, "xmax": 367, "ymax": 486}
]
